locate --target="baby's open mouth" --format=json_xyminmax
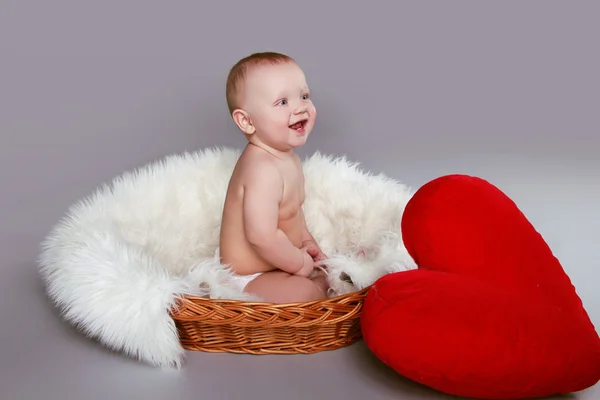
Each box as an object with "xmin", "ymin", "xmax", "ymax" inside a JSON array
[{"xmin": 289, "ymin": 119, "xmax": 307, "ymax": 131}]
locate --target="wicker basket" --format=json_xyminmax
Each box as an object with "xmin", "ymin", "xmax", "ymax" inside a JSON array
[{"xmin": 170, "ymin": 286, "xmax": 371, "ymax": 354}]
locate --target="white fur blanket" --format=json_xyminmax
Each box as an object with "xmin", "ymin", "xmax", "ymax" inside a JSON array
[{"xmin": 38, "ymin": 147, "xmax": 416, "ymax": 368}]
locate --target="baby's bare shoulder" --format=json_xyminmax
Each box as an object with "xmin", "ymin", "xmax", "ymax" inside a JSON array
[{"xmin": 238, "ymin": 152, "xmax": 283, "ymax": 193}]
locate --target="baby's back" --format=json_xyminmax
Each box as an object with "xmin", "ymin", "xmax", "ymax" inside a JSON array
[{"xmin": 219, "ymin": 157, "xmax": 272, "ymax": 275}]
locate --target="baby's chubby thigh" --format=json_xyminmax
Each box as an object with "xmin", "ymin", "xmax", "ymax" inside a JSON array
[{"xmin": 244, "ymin": 270, "xmax": 328, "ymax": 304}]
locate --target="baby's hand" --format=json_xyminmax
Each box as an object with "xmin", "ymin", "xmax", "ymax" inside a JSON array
[
  {"xmin": 296, "ymin": 250, "xmax": 315, "ymax": 278},
  {"xmin": 301, "ymin": 240, "xmax": 327, "ymax": 263}
]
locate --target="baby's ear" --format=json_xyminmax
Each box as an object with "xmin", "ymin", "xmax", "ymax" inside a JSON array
[{"xmin": 232, "ymin": 109, "xmax": 255, "ymax": 135}]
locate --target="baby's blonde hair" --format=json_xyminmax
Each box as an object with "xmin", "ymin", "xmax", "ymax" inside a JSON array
[{"xmin": 225, "ymin": 51, "xmax": 295, "ymax": 115}]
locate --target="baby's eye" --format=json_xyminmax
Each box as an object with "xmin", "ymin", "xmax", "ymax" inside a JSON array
[
  {"xmin": 277, "ymin": 99, "xmax": 288, "ymax": 106},
  {"xmin": 302, "ymin": 93, "xmax": 309, "ymax": 100}
]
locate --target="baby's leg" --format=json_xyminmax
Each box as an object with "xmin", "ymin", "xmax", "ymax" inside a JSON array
[{"xmin": 244, "ymin": 270, "xmax": 329, "ymax": 304}]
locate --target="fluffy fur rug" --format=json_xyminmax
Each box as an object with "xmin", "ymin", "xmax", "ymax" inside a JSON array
[{"xmin": 38, "ymin": 146, "xmax": 416, "ymax": 368}]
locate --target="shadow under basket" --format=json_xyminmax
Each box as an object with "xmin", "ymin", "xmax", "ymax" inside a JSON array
[{"xmin": 170, "ymin": 286, "xmax": 371, "ymax": 355}]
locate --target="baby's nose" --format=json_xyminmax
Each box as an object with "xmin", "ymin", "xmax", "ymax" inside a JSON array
[{"xmin": 294, "ymin": 103, "xmax": 308, "ymax": 113}]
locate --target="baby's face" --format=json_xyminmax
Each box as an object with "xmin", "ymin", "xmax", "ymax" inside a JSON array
[{"xmin": 240, "ymin": 62, "xmax": 317, "ymax": 151}]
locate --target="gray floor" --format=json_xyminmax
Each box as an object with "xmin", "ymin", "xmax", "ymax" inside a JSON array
[{"xmin": 2, "ymin": 1, "xmax": 599, "ymax": 399}]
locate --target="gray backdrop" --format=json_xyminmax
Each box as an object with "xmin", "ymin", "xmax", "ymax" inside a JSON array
[{"xmin": 1, "ymin": 1, "xmax": 598, "ymax": 399}]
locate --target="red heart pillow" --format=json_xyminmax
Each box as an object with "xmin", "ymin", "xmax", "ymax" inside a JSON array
[{"xmin": 361, "ymin": 174, "xmax": 600, "ymax": 399}]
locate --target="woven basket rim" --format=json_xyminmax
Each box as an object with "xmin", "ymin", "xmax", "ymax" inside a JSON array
[{"xmin": 173, "ymin": 286, "xmax": 371, "ymax": 308}]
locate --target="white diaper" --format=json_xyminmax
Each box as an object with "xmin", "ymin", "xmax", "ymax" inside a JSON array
[
  {"xmin": 214, "ymin": 246, "xmax": 263, "ymax": 292},
  {"xmin": 229, "ymin": 272, "xmax": 263, "ymax": 292}
]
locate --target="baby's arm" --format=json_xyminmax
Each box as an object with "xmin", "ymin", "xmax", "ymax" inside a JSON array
[{"xmin": 243, "ymin": 162, "xmax": 313, "ymax": 276}]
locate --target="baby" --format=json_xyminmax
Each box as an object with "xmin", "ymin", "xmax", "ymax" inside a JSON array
[{"xmin": 218, "ymin": 52, "xmax": 329, "ymax": 303}]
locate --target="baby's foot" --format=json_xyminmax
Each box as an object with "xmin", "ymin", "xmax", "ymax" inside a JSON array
[{"xmin": 311, "ymin": 270, "xmax": 330, "ymax": 293}]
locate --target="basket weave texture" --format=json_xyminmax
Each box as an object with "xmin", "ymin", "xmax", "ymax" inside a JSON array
[{"xmin": 170, "ymin": 286, "xmax": 371, "ymax": 354}]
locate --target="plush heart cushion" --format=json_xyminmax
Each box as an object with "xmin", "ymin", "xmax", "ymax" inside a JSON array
[{"xmin": 361, "ymin": 174, "xmax": 600, "ymax": 399}]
